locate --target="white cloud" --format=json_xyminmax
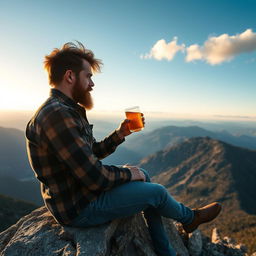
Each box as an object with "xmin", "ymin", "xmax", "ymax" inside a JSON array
[
  {"xmin": 186, "ymin": 29, "xmax": 256, "ymax": 65},
  {"xmin": 141, "ymin": 37, "xmax": 185, "ymax": 61}
]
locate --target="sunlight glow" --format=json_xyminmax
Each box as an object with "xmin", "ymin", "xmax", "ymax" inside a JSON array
[{"xmin": 0, "ymin": 77, "xmax": 48, "ymax": 111}]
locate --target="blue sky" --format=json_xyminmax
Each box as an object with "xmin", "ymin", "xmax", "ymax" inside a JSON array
[{"xmin": 0, "ymin": 0, "xmax": 256, "ymax": 120}]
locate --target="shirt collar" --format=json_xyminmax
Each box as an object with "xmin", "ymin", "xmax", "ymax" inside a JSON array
[{"xmin": 50, "ymin": 88, "xmax": 86, "ymax": 116}]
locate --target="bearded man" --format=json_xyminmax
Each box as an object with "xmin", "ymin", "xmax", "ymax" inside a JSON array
[{"xmin": 26, "ymin": 42, "xmax": 221, "ymax": 256}]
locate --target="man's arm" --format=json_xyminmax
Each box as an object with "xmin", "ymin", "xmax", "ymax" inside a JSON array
[
  {"xmin": 40, "ymin": 107, "xmax": 133, "ymax": 192},
  {"xmin": 92, "ymin": 119, "xmax": 133, "ymax": 160},
  {"xmin": 92, "ymin": 129, "xmax": 125, "ymax": 160}
]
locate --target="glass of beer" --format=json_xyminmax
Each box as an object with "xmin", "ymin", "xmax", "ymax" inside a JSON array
[{"xmin": 125, "ymin": 106, "xmax": 144, "ymax": 132}]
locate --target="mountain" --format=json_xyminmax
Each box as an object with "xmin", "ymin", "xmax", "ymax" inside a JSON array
[
  {"xmin": 124, "ymin": 125, "xmax": 256, "ymax": 158},
  {"xmin": 103, "ymin": 146, "xmax": 143, "ymax": 165},
  {"xmin": 139, "ymin": 137, "xmax": 256, "ymax": 253},
  {"xmin": 0, "ymin": 127, "xmax": 32, "ymax": 179},
  {"xmin": 0, "ymin": 194, "xmax": 37, "ymax": 232},
  {"xmin": 139, "ymin": 137, "xmax": 256, "ymax": 213},
  {"xmin": 0, "ymin": 175, "xmax": 43, "ymax": 206},
  {"xmin": 2, "ymin": 124, "xmax": 256, "ymax": 181}
]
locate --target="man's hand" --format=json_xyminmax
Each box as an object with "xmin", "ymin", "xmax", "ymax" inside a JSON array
[
  {"xmin": 116, "ymin": 113, "xmax": 145, "ymax": 138},
  {"xmin": 116, "ymin": 119, "xmax": 132, "ymax": 139},
  {"xmin": 123, "ymin": 165, "xmax": 146, "ymax": 182}
]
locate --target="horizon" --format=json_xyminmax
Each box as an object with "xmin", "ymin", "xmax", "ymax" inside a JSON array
[
  {"xmin": 1, "ymin": 109, "xmax": 256, "ymax": 134},
  {"xmin": 1, "ymin": 108, "xmax": 256, "ymax": 121}
]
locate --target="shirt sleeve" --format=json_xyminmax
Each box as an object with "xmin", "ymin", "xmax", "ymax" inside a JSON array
[
  {"xmin": 92, "ymin": 130, "xmax": 125, "ymax": 160},
  {"xmin": 40, "ymin": 107, "xmax": 131, "ymax": 192}
]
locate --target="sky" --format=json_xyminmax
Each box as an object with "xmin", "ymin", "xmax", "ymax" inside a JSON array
[{"xmin": 0, "ymin": 0, "xmax": 256, "ymax": 121}]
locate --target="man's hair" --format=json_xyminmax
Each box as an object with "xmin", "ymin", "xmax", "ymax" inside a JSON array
[{"xmin": 44, "ymin": 41, "xmax": 102, "ymax": 86}]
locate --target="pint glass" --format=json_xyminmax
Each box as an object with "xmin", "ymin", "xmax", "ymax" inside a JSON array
[{"xmin": 125, "ymin": 106, "xmax": 144, "ymax": 132}]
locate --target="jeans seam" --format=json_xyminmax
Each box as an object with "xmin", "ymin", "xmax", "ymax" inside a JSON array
[{"xmin": 90, "ymin": 201, "xmax": 151, "ymax": 213}]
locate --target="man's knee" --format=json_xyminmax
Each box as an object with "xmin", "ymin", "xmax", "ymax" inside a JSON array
[
  {"xmin": 145, "ymin": 183, "xmax": 168, "ymax": 206},
  {"xmin": 139, "ymin": 168, "xmax": 151, "ymax": 182}
]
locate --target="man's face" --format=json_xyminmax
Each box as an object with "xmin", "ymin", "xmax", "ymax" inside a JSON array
[{"xmin": 72, "ymin": 59, "xmax": 94, "ymax": 110}]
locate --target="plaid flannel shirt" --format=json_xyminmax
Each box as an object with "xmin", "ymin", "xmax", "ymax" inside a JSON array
[{"xmin": 25, "ymin": 88, "xmax": 131, "ymax": 225}]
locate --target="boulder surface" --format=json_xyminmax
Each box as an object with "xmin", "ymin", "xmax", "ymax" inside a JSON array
[{"xmin": 0, "ymin": 207, "xmax": 250, "ymax": 256}]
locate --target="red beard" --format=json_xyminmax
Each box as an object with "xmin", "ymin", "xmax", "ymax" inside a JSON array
[{"xmin": 72, "ymin": 79, "xmax": 94, "ymax": 110}]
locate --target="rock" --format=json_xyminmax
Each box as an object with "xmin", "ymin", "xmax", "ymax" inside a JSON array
[
  {"xmin": 235, "ymin": 244, "xmax": 247, "ymax": 253},
  {"xmin": 0, "ymin": 207, "xmax": 249, "ymax": 256},
  {"xmin": 223, "ymin": 236, "xmax": 237, "ymax": 246},
  {"xmin": 162, "ymin": 218, "xmax": 189, "ymax": 256},
  {"xmin": 187, "ymin": 230, "xmax": 203, "ymax": 256},
  {"xmin": 206, "ymin": 228, "xmax": 247, "ymax": 256},
  {"xmin": 0, "ymin": 206, "xmax": 157, "ymax": 256},
  {"xmin": 212, "ymin": 228, "xmax": 222, "ymax": 244}
]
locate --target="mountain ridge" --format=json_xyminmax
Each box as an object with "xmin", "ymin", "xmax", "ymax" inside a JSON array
[
  {"xmin": 124, "ymin": 125, "xmax": 256, "ymax": 159},
  {"xmin": 139, "ymin": 136, "xmax": 256, "ymax": 252}
]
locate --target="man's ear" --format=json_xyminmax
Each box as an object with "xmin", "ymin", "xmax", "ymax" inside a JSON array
[{"xmin": 64, "ymin": 70, "xmax": 75, "ymax": 84}]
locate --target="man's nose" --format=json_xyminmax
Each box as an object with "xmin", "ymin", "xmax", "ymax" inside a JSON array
[{"xmin": 90, "ymin": 80, "xmax": 95, "ymax": 87}]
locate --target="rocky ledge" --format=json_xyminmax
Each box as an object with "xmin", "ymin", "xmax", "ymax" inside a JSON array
[{"xmin": 0, "ymin": 206, "xmax": 252, "ymax": 256}]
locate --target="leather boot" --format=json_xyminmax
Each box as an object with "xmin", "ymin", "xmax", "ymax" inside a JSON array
[{"xmin": 182, "ymin": 202, "xmax": 222, "ymax": 233}]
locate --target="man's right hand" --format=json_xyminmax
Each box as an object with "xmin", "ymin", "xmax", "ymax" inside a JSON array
[{"xmin": 123, "ymin": 165, "xmax": 146, "ymax": 182}]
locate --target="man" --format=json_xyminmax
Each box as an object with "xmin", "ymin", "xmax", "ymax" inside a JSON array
[{"xmin": 26, "ymin": 42, "xmax": 221, "ymax": 256}]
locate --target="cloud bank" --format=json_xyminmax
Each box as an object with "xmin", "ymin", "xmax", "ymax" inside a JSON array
[
  {"xmin": 186, "ymin": 29, "xmax": 256, "ymax": 64},
  {"xmin": 142, "ymin": 29, "xmax": 256, "ymax": 65},
  {"xmin": 141, "ymin": 37, "xmax": 185, "ymax": 61}
]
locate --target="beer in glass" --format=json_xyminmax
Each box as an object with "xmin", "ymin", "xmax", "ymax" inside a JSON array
[{"xmin": 125, "ymin": 106, "xmax": 144, "ymax": 132}]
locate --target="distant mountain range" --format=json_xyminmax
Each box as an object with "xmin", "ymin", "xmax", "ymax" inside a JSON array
[
  {"xmin": 0, "ymin": 175, "xmax": 43, "ymax": 206},
  {"xmin": 0, "ymin": 194, "xmax": 37, "ymax": 232},
  {"xmin": 2, "ymin": 124, "xmax": 256, "ymax": 178},
  {"xmin": 2, "ymin": 110, "xmax": 256, "ymax": 137},
  {"xmin": 139, "ymin": 137, "xmax": 256, "ymax": 253},
  {"xmin": 0, "ymin": 127, "xmax": 32, "ymax": 179},
  {"xmin": 103, "ymin": 146, "xmax": 143, "ymax": 165},
  {"xmin": 1, "ymin": 124, "xmax": 256, "ymax": 203},
  {"xmin": 124, "ymin": 125, "xmax": 256, "ymax": 159}
]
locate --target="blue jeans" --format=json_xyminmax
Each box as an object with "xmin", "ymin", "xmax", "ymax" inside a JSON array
[{"xmin": 70, "ymin": 168, "xmax": 194, "ymax": 256}]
